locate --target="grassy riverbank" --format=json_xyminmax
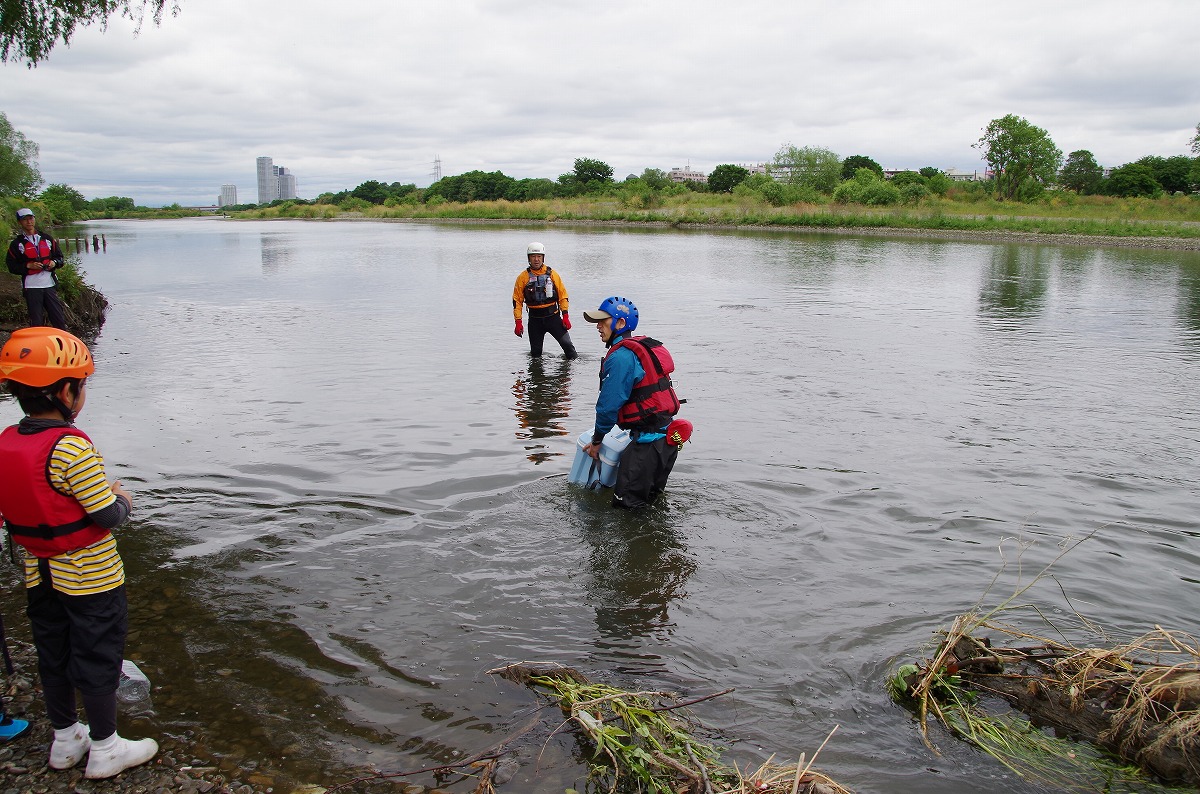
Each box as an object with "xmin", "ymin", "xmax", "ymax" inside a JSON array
[{"xmin": 224, "ymin": 192, "xmax": 1200, "ymax": 247}]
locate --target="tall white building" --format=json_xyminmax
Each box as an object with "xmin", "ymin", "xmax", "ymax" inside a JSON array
[
  {"xmin": 256, "ymin": 156, "xmax": 299, "ymax": 203},
  {"xmin": 256, "ymin": 156, "xmax": 276, "ymax": 204},
  {"xmin": 277, "ymin": 167, "xmax": 297, "ymax": 200},
  {"xmin": 219, "ymin": 184, "xmax": 238, "ymax": 207}
]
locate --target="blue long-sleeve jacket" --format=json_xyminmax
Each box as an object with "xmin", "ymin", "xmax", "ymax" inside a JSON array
[{"xmin": 593, "ymin": 335, "xmax": 665, "ymax": 445}]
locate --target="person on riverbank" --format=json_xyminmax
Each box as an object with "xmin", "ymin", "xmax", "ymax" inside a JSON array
[
  {"xmin": 582, "ymin": 296, "xmax": 689, "ymax": 508},
  {"xmin": 5, "ymin": 208, "xmax": 67, "ymax": 330},
  {"xmin": 0, "ymin": 327, "xmax": 158, "ymax": 779},
  {"xmin": 512, "ymin": 242, "xmax": 577, "ymax": 359}
]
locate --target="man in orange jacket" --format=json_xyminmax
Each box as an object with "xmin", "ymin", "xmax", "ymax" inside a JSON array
[{"xmin": 512, "ymin": 242, "xmax": 577, "ymax": 359}]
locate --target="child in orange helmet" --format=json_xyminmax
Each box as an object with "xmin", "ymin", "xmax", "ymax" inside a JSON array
[{"xmin": 0, "ymin": 327, "xmax": 157, "ymax": 779}]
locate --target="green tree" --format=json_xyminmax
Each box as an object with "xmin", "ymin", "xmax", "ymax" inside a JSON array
[
  {"xmin": 840, "ymin": 155, "xmax": 882, "ymax": 180},
  {"xmin": 707, "ymin": 164, "xmax": 750, "ymax": 193},
  {"xmin": 768, "ymin": 144, "xmax": 841, "ymax": 193},
  {"xmin": 832, "ymin": 168, "xmax": 901, "ymax": 205},
  {"xmin": 88, "ymin": 196, "xmax": 135, "ymax": 211},
  {"xmin": 1191, "ymin": 123, "xmax": 1200, "ymax": 156},
  {"xmin": 638, "ymin": 168, "xmax": 672, "ymax": 191},
  {"xmin": 1102, "ymin": 162, "xmax": 1161, "ymax": 198},
  {"xmin": 41, "ymin": 182, "xmax": 87, "ymax": 210},
  {"xmin": 890, "ymin": 171, "xmax": 923, "ymax": 188},
  {"xmin": 1058, "ymin": 150, "xmax": 1103, "ymax": 194},
  {"xmin": 425, "ymin": 170, "xmax": 515, "ymax": 203},
  {"xmin": 1, "ymin": 0, "xmax": 177, "ymax": 65},
  {"xmin": 974, "ymin": 114, "xmax": 1063, "ymax": 201},
  {"xmin": 1134, "ymin": 155, "xmax": 1193, "ymax": 194},
  {"xmin": 0, "ymin": 110, "xmax": 42, "ymax": 197},
  {"xmin": 918, "ymin": 167, "xmax": 942, "ymax": 179},
  {"xmin": 38, "ymin": 182, "xmax": 87, "ymax": 222},
  {"xmin": 572, "ymin": 158, "xmax": 614, "ymax": 187},
  {"xmin": 505, "ymin": 178, "xmax": 556, "ymax": 200},
  {"xmin": 350, "ymin": 180, "xmax": 389, "ymax": 204}
]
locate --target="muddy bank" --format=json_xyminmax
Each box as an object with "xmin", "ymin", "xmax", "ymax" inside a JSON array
[{"xmin": 0, "ymin": 269, "xmax": 108, "ymax": 345}]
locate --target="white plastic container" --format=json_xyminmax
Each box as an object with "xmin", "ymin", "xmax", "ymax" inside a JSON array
[
  {"xmin": 117, "ymin": 659, "xmax": 151, "ymax": 703},
  {"xmin": 568, "ymin": 428, "xmax": 632, "ymax": 488}
]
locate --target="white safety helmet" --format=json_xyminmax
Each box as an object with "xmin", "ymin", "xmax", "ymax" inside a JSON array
[{"xmin": 527, "ymin": 242, "xmax": 545, "ymax": 257}]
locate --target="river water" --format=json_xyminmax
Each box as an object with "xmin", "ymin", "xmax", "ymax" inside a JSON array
[{"xmin": 4, "ymin": 217, "xmax": 1199, "ymax": 793}]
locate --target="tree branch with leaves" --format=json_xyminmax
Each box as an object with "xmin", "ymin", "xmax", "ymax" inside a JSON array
[{"xmin": 1, "ymin": 0, "xmax": 178, "ymax": 66}]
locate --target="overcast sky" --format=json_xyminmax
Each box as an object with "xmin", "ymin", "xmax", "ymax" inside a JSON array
[{"xmin": 1, "ymin": 0, "xmax": 1197, "ymax": 205}]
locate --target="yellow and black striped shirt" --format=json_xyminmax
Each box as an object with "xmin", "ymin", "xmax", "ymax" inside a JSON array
[{"xmin": 22, "ymin": 433, "xmax": 126, "ymax": 595}]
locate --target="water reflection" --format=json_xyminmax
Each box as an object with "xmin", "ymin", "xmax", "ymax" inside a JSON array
[
  {"xmin": 511, "ymin": 357, "xmax": 573, "ymax": 463},
  {"xmin": 260, "ymin": 232, "xmax": 294, "ymax": 274},
  {"xmin": 1175, "ymin": 261, "xmax": 1200, "ymax": 348},
  {"xmin": 578, "ymin": 509, "xmax": 697, "ymax": 655},
  {"xmin": 978, "ymin": 245, "xmax": 1049, "ymax": 320}
]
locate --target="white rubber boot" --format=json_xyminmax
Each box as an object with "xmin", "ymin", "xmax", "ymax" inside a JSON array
[
  {"xmin": 49, "ymin": 722, "xmax": 90, "ymax": 769},
  {"xmin": 83, "ymin": 732, "xmax": 158, "ymax": 779}
]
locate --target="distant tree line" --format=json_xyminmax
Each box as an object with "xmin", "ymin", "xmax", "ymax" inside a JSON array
[
  {"xmin": 3, "ymin": 107, "xmax": 1200, "ymax": 224},
  {"xmin": 974, "ymin": 113, "xmax": 1200, "ymax": 200}
]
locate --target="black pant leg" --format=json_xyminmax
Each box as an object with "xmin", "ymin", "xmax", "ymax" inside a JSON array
[
  {"xmin": 651, "ymin": 442, "xmax": 680, "ymax": 498},
  {"xmin": 611, "ymin": 440, "xmax": 657, "ymax": 508},
  {"xmin": 44, "ymin": 287, "xmax": 67, "ymax": 330},
  {"xmin": 27, "ymin": 583, "xmax": 77, "ymax": 728},
  {"xmin": 24, "ymin": 288, "xmax": 45, "ymax": 326},
  {"xmin": 544, "ymin": 314, "xmax": 577, "ymax": 359},
  {"xmin": 528, "ymin": 316, "xmax": 547, "ymax": 356}
]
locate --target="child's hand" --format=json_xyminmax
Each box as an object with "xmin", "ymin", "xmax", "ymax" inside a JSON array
[{"xmin": 111, "ymin": 480, "xmax": 131, "ymax": 504}]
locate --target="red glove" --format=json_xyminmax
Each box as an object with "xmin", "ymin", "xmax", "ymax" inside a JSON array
[
  {"xmin": 561, "ymin": 311, "xmax": 572, "ymax": 330},
  {"xmin": 514, "ymin": 319, "xmax": 524, "ymax": 337}
]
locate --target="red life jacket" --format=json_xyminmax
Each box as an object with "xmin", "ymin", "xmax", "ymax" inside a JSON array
[
  {"xmin": 0, "ymin": 425, "xmax": 110, "ymax": 557},
  {"xmin": 17, "ymin": 237, "xmax": 52, "ymax": 265},
  {"xmin": 603, "ymin": 336, "xmax": 681, "ymax": 432}
]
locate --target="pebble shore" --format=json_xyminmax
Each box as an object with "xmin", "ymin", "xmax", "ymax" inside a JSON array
[{"xmin": 0, "ymin": 638, "xmax": 330, "ymax": 794}]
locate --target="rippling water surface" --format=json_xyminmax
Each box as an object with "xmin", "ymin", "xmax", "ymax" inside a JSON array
[{"xmin": 6, "ymin": 218, "xmax": 1200, "ymax": 793}]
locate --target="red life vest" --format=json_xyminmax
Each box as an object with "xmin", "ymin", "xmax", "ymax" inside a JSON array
[
  {"xmin": 18, "ymin": 237, "xmax": 52, "ymax": 266},
  {"xmin": 603, "ymin": 336, "xmax": 681, "ymax": 432},
  {"xmin": 0, "ymin": 425, "xmax": 111, "ymax": 557}
]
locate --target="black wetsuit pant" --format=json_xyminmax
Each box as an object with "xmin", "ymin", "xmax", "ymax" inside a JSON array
[
  {"xmin": 528, "ymin": 312, "xmax": 577, "ymax": 359},
  {"xmin": 25, "ymin": 286, "xmax": 66, "ymax": 329},
  {"xmin": 27, "ymin": 577, "xmax": 126, "ymax": 738},
  {"xmin": 613, "ymin": 437, "xmax": 679, "ymax": 509}
]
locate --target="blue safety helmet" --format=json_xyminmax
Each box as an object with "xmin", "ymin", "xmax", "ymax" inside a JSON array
[{"xmin": 588, "ymin": 296, "xmax": 638, "ymax": 334}]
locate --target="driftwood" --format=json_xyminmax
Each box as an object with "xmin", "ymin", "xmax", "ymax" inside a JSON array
[{"xmin": 948, "ymin": 637, "xmax": 1200, "ymax": 786}]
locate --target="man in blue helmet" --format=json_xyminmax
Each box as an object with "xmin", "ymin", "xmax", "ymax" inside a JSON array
[{"xmin": 582, "ymin": 296, "xmax": 685, "ymax": 508}]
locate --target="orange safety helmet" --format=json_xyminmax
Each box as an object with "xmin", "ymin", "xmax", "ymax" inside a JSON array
[{"xmin": 0, "ymin": 327, "xmax": 95, "ymax": 388}]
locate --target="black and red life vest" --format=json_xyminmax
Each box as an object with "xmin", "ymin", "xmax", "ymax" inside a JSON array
[
  {"xmin": 603, "ymin": 336, "xmax": 681, "ymax": 432},
  {"xmin": 0, "ymin": 425, "xmax": 110, "ymax": 558},
  {"xmin": 9, "ymin": 236, "xmax": 53, "ymax": 277},
  {"xmin": 19, "ymin": 237, "xmax": 52, "ymax": 263},
  {"xmin": 523, "ymin": 266, "xmax": 557, "ymax": 307}
]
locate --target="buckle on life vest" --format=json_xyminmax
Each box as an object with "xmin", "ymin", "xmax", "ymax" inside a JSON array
[{"xmin": 665, "ymin": 419, "xmax": 693, "ymax": 447}]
